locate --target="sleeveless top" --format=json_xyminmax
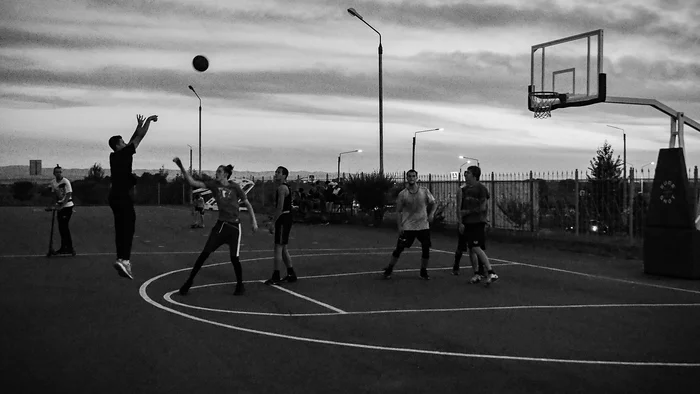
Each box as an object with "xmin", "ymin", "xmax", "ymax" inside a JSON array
[{"xmin": 276, "ymin": 183, "xmax": 292, "ymax": 213}]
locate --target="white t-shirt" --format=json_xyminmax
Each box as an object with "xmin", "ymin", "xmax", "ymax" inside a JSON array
[
  {"xmin": 50, "ymin": 178, "xmax": 74, "ymax": 209},
  {"xmin": 396, "ymin": 186, "xmax": 435, "ymax": 231}
]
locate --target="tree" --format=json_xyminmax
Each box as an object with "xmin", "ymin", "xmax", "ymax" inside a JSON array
[
  {"xmin": 345, "ymin": 172, "xmax": 395, "ymax": 226},
  {"xmin": 585, "ymin": 141, "xmax": 624, "ymax": 232},
  {"xmin": 86, "ymin": 163, "xmax": 105, "ymax": 182}
]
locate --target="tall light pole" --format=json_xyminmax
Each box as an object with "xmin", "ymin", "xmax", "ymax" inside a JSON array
[
  {"xmin": 347, "ymin": 7, "xmax": 383, "ymax": 175},
  {"xmin": 188, "ymin": 85, "xmax": 202, "ymax": 175},
  {"xmin": 607, "ymin": 125, "xmax": 627, "ymax": 207},
  {"xmin": 412, "ymin": 128, "xmax": 443, "ymax": 170},
  {"xmin": 338, "ymin": 149, "xmax": 362, "ymax": 181},
  {"xmin": 458, "ymin": 156, "xmax": 480, "ymax": 182},
  {"xmin": 187, "ymin": 144, "xmax": 193, "ymax": 176}
]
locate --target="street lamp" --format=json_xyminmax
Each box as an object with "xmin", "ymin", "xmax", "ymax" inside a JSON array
[
  {"xmin": 411, "ymin": 128, "xmax": 443, "ymax": 169},
  {"xmin": 607, "ymin": 125, "xmax": 627, "ymax": 206},
  {"xmin": 639, "ymin": 161, "xmax": 655, "ymax": 194},
  {"xmin": 347, "ymin": 7, "xmax": 383, "ymax": 175},
  {"xmin": 458, "ymin": 156, "xmax": 480, "ymax": 182},
  {"xmin": 187, "ymin": 144, "xmax": 193, "ymax": 176},
  {"xmin": 188, "ymin": 85, "xmax": 202, "ymax": 175},
  {"xmin": 338, "ymin": 149, "xmax": 362, "ymax": 181}
]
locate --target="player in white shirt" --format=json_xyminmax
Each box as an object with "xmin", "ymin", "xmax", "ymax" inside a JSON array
[
  {"xmin": 383, "ymin": 169, "xmax": 437, "ymax": 280},
  {"xmin": 49, "ymin": 165, "xmax": 75, "ymax": 255}
]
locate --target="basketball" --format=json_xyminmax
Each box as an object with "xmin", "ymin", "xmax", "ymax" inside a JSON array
[{"xmin": 192, "ymin": 55, "xmax": 209, "ymax": 72}]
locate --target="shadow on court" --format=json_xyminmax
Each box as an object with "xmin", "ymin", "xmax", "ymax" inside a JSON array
[{"xmin": 1, "ymin": 206, "xmax": 699, "ymax": 394}]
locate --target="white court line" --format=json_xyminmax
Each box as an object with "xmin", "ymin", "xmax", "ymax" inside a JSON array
[
  {"xmin": 0, "ymin": 247, "xmax": 396, "ymax": 259},
  {"xmin": 432, "ymin": 249, "xmax": 700, "ymax": 296},
  {"xmin": 267, "ymin": 283, "xmax": 347, "ymax": 314},
  {"xmin": 140, "ymin": 255, "xmax": 700, "ymax": 367}
]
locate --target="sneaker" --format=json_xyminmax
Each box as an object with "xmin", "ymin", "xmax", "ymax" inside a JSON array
[
  {"xmin": 452, "ymin": 265, "xmax": 460, "ymax": 276},
  {"xmin": 488, "ymin": 273, "xmax": 499, "ymax": 283},
  {"xmin": 234, "ymin": 283, "xmax": 245, "ymax": 296},
  {"xmin": 179, "ymin": 278, "xmax": 193, "ymax": 295},
  {"xmin": 264, "ymin": 272, "xmax": 282, "ymax": 285},
  {"xmin": 382, "ymin": 266, "xmax": 393, "ymax": 279},
  {"xmin": 113, "ymin": 259, "xmax": 133, "ymax": 280},
  {"xmin": 469, "ymin": 274, "xmax": 482, "ymax": 284},
  {"xmin": 419, "ymin": 268, "xmax": 430, "ymax": 280},
  {"xmin": 282, "ymin": 274, "xmax": 297, "ymax": 283}
]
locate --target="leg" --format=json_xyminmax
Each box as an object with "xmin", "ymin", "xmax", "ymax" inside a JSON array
[
  {"xmin": 418, "ymin": 230, "xmax": 431, "ymax": 280},
  {"xmin": 265, "ymin": 218, "xmax": 285, "ymax": 284},
  {"xmin": 281, "ymin": 245, "xmax": 297, "ymax": 282},
  {"xmin": 454, "ymin": 227, "xmax": 467, "ymax": 275},
  {"xmin": 180, "ymin": 224, "xmax": 225, "ymax": 295},
  {"xmin": 57, "ymin": 208, "xmax": 73, "ymax": 252},
  {"xmin": 109, "ymin": 198, "xmax": 124, "ymax": 260},
  {"xmin": 122, "ymin": 199, "xmax": 136, "ymax": 261},
  {"xmin": 383, "ymin": 232, "xmax": 414, "ymax": 278}
]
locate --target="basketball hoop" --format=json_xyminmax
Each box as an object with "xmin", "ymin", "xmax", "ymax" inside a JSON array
[{"xmin": 529, "ymin": 91, "xmax": 560, "ymax": 119}]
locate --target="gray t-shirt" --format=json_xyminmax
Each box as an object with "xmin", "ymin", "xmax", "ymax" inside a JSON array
[{"xmin": 397, "ymin": 186, "xmax": 435, "ymax": 231}]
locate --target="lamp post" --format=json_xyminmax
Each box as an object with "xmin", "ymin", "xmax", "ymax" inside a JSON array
[
  {"xmin": 347, "ymin": 7, "xmax": 383, "ymax": 175},
  {"xmin": 188, "ymin": 85, "xmax": 202, "ymax": 175},
  {"xmin": 411, "ymin": 128, "xmax": 443, "ymax": 169},
  {"xmin": 607, "ymin": 125, "xmax": 627, "ymax": 207},
  {"xmin": 187, "ymin": 145, "xmax": 193, "ymax": 176},
  {"xmin": 338, "ymin": 149, "xmax": 362, "ymax": 181},
  {"xmin": 640, "ymin": 161, "xmax": 654, "ymax": 194},
  {"xmin": 458, "ymin": 156, "xmax": 480, "ymax": 182}
]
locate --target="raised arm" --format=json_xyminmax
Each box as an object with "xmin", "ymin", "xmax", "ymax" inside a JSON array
[
  {"xmin": 128, "ymin": 114, "xmax": 158, "ymax": 150},
  {"xmin": 173, "ymin": 157, "xmax": 206, "ymax": 189}
]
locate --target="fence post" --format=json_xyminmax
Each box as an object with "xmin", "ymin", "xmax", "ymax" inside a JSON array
[
  {"xmin": 529, "ymin": 170, "xmax": 535, "ymax": 232},
  {"xmin": 629, "ymin": 167, "xmax": 634, "ymax": 242},
  {"xmin": 490, "ymin": 172, "xmax": 495, "ymax": 228},
  {"xmin": 575, "ymin": 169, "xmax": 579, "ymax": 236},
  {"xmin": 428, "ymin": 173, "xmax": 432, "ymax": 192}
]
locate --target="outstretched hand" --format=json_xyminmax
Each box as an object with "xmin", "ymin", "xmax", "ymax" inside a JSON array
[
  {"xmin": 136, "ymin": 114, "xmax": 145, "ymax": 127},
  {"xmin": 147, "ymin": 115, "xmax": 158, "ymax": 123}
]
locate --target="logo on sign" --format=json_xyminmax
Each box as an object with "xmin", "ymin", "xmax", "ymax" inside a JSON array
[{"xmin": 659, "ymin": 180, "xmax": 676, "ymax": 204}]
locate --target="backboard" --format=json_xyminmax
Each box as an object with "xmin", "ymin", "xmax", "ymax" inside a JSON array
[{"xmin": 528, "ymin": 29, "xmax": 606, "ymax": 115}]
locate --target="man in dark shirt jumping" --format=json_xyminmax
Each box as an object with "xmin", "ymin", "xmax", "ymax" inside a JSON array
[{"xmin": 108, "ymin": 113, "xmax": 158, "ymax": 280}]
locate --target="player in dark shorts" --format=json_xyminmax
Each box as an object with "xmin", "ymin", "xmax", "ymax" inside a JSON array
[
  {"xmin": 382, "ymin": 169, "xmax": 437, "ymax": 280},
  {"xmin": 453, "ymin": 166, "xmax": 498, "ymax": 284},
  {"xmin": 108, "ymin": 113, "xmax": 158, "ymax": 280},
  {"xmin": 173, "ymin": 158, "xmax": 259, "ymax": 296},
  {"xmin": 264, "ymin": 166, "xmax": 298, "ymax": 285}
]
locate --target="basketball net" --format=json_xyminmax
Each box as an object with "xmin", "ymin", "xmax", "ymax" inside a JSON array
[{"xmin": 530, "ymin": 92, "xmax": 559, "ymax": 119}]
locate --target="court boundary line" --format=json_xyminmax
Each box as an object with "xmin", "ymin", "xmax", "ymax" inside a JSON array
[
  {"xmin": 268, "ymin": 283, "xmax": 347, "ymax": 314},
  {"xmin": 141, "ymin": 250, "xmax": 700, "ymax": 367}
]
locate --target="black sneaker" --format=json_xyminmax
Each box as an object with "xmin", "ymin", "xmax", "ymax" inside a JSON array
[
  {"xmin": 382, "ymin": 266, "xmax": 393, "ymax": 279},
  {"xmin": 234, "ymin": 283, "xmax": 245, "ymax": 296},
  {"xmin": 179, "ymin": 278, "xmax": 193, "ymax": 295},
  {"xmin": 282, "ymin": 274, "xmax": 297, "ymax": 283},
  {"xmin": 419, "ymin": 268, "xmax": 430, "ymax": 280},
  {"xmin": 264, "ymin": 273, "xmax": 282, "ymax": 285}
]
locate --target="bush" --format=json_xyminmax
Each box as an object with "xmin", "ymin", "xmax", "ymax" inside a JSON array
[
  {"xmin": 12, "ymin": 181, "xmax": 35, "ymax": 201},
  {"xmin": 345, "ymin": 172, "xmax": 395, "ymax": 225}
]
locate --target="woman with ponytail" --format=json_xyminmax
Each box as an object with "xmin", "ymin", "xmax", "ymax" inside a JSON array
[{"xmin": 173, "ymin": 158, "xmax": 258, "ymax": 296}]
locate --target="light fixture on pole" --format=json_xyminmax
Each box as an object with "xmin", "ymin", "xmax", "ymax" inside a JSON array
[
  {"xmin": 411, "ymin": 128, "xmax": 443, "ymax": 170},
  {"xmin": 347, "ymin": 7, "xmax": 383, "ymax": 175},
  {"xmin": 338, "ymin": 149, "xmax": 362, "ymax": 181},
  {"xmin": 188, "ymin": 85, "xmax": 202, "ymax": 175},
  {"xmin": 639, "ymin": 161, "xmax": 655, "ymax": 194},
  {"xmin": 458, "ymin": 156, "xmax": 480, "ymax": 182}
]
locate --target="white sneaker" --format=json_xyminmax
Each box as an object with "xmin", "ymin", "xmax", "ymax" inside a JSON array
[
  {"xmin": 469, "ymin": 274, "xmax": 481, "ymax": 284},
  {"xmin": 489, "ymin": 273, "xmax": 499, "ymax": 282},
  {"xmin": 113, "ymin": 259, "xmax": 134, "ymax": 280}
]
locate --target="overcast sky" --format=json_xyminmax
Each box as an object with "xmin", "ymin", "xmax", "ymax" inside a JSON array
[{"xmin": 1, "ymin": 0, "xmax": 699, "ymax": 176}]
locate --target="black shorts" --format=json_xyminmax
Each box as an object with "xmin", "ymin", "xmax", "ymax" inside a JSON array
[
  {"xmin": 203, "ymin": 220, "xmax": 242, "ymax": 256},
  {"xmin": 195, "ymin": 207, "xmax": 204, "ymax": 213},
  {"xmin": 457, "ymin": 222, "xmax": 486, "ymax": 251},
  {"xmin": 397, "ymin": 229, "xmax": 431, "ymax": 249},
  {"xmin": 274, "ymin": 213, "xmax": 293, "ymax": 245}
]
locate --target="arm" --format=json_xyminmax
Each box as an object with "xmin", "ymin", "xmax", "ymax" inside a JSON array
[
  {"xmin": 237, "ymin": 186, "xmax": 258, "ymax": 232},
  {"xmin": 173, "ymin": 157, "xmax": 206, "ymax": 189},
  {"xmin": 426, "ymin": 189, "xmax": 437, "ymax": 221},
  {"xmin": 396, "ymin": 193, "xmax": 404, "ymax": 233},
  {"xmin": 128, "ymin": 114, "xmax": 158, "ymax": 150}
]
